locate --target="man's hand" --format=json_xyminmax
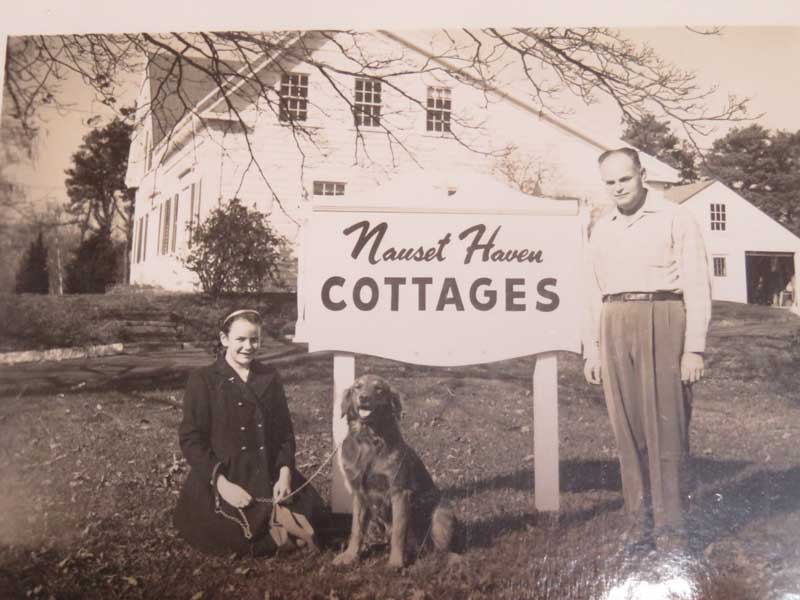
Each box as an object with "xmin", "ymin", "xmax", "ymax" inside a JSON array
[
  {"xmin": 217, "ymin": 475, "xmax": 252, "ymax": 508},
  {"xmin": 583, "ymin": 357, "xmax": 602, "ymax": 385},
  {"xmin": 681, "ymin": 352, "xmax": 705, "ymax": 384},
  {"xmin": 273, "ymin": 466, "xmax": 292, "ymax": 504}
]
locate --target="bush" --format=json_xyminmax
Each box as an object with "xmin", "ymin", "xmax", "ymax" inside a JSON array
[
  {"xmin": 183, "ymin": 198, "xmax": 289, "ymax": 298},
  {"xmin": 14, "ymin": 231, "xmax": 49, "ymax": 294},
  {"xmin": 0, "ymin": 291, "xmax": 298, "ymax": 352},
  {"xmin": 0, "ymin": 294, "xmax": 112, "ymax": 351},
  {"xmin": 64, "ymin": 231, "xmax": 125, "ymax": 294}
]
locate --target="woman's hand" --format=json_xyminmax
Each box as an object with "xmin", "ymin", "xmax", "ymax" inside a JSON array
[
  {"xmin": 273, "ymin": 467, "xmax": 292, "ymax": 504},
  {"xmin": 216, "ymin": 474, "xmax": 252, "ymax": 508}
]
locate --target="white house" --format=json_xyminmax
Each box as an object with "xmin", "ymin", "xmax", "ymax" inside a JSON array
[
  {"xmin": 124, "ymin": 30, "xmax": 680, "ymax": 291},
  {"xmin": 664, "ymin": 179, "xmax": 800, "ymax": 308}
]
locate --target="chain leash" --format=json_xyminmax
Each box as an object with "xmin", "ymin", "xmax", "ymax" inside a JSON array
[{"xmin": 214, "ymin": 441, "xmax": 343, "ymax": 541}]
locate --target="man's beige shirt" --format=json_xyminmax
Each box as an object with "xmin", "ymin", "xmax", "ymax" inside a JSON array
[{"xmin": 583, "ymin": 190, "xmax": 712, "ymax": 362}]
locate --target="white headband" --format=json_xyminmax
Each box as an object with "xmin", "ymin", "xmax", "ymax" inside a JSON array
[{"xmin": 222, "ymin": 309, "xmax": 261, "ymax": 328}]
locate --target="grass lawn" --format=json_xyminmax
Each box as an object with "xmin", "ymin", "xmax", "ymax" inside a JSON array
[{"xmin": 0, "ymin": 301, "xmax": 799, "ymax": 599}]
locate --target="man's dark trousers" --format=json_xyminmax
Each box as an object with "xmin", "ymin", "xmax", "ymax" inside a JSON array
[{"xmin": 600, "ymin": 298, "xmax": 691, "ymax": 533}]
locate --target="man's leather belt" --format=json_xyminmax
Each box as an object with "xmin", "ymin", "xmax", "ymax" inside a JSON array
[{"xmin": 603, "ymin": 291, "xmax": 684, "ymax": 303}]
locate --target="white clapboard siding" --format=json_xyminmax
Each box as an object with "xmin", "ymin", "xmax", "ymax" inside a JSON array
[{"xmin": 128, "ymin": 31, "xmax": 674, "ymax": 291}]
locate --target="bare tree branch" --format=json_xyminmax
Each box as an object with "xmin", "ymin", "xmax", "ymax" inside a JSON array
[{"xmin": 4, "ymin": 28, "xmax": 754, "ymax": 223}]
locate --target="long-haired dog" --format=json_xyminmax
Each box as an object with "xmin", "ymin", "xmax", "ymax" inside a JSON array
[{"xmin": 332, "ymin": 374, "xmax": 459, "ymax": 569}]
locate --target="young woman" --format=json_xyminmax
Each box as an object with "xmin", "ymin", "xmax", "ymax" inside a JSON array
[{"xmin": 173, "ymin": 309, "xmax": 324, "ymax": 556}]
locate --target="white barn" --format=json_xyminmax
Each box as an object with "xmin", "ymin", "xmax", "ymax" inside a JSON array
[
  {"xmin": 664, "ymin": 179, "xmax": 800, "ymax": 308},
  {"xmin": 124, "ymin": 30, "xmax": 680, "ymax": 291}
]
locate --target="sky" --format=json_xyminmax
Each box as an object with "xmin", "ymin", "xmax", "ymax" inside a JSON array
[
  {"xmin": 624, "ymin": 27, "xmax": 800, "ymax": 135},
  {"xmin": 2, "ymin": 2, "xmax": 800, "ymax": 213}
]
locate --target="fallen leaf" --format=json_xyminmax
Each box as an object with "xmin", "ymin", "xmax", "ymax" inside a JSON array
[{"xmin": 190, "ymin": 592, "xmax": 204, "ymax": 600}]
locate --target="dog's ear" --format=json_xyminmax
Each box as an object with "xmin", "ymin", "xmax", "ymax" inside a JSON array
[
  {"xmin": 341, "ymin": 384, "xmax": 356, "ymax": 422},
  {"xmin": 388, "ymin": 387, "xmax": 402, "ymax": 420}
]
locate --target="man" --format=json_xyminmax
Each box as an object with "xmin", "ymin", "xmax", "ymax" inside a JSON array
[{"xmin": 583, "ymin": 147, "xmax": 711, "ymax": 551}]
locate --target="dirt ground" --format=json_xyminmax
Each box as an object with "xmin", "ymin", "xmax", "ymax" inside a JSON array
[{"xmin": 1, "ymin": 302, "xmax": 799, "ymax": 599}]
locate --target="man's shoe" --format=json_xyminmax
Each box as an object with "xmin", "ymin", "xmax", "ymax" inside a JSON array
[{"xmin": 655, "ymin": 528, "xmax": 689, "ymax": 558}]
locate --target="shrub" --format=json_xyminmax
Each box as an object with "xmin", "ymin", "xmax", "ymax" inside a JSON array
[
  {"xmin": 64, "ymin": 231, "xmax": 125, "ymax": 293},
  {"xmin": 14, "ymin": 231, "xmax": 49, "ymax": 294},
  {"xmin": 183, "ymin": 198, "xmax": 289, "ymax": 298}
]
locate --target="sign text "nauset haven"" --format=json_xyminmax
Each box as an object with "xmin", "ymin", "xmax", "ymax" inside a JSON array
[{"xmin": 343, "ymin": 221, "xmax": 545, "ymax": 265}]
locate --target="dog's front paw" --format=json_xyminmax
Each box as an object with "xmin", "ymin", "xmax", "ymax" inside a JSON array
[
  {"xmin": 387, "ymin": 554, "xmax": 405, "ymax": 570},
  {"xmin": 332, "ymin": 550, "xmax": 359, "ymax": 566}
]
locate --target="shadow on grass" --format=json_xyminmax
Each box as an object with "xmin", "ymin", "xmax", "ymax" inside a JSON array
[
  {"xmin": 0, "ymin": 351, "xmax": 335, "ymax": 399},
  {"xmin": 445, "ymin": 457, "xmax": 751, "ymax": 502},
  {"xmin": 689, "ymin": 465, "xmax": 800, "ymax": 548},
  {"xmin": 445, "ymin": 456, "xmax": 755, "ymax": 550},
  {"xmin": 0, "ymin": 566, "xmax": 22, "ymax": 600}
]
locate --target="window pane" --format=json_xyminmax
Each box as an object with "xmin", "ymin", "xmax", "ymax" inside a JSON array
[
  {"xmin": 426, "ymin": 87, "xmax": 452, "ymax": 133},
  {"xmin": 280, "ymin": 73, "xmax": 309, "ymax": 121},
  {"xmin": 313, "ymin": 181, "xmax": 346, "ymax": 196},
  {"xmin": 354, "ymin": 77, "xmax": 382, "ymax": 128}
]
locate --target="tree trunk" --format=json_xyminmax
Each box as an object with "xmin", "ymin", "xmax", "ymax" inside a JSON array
[{"xmin": 55, "ymin": 242, "xmax": 64, "ymax": 295}]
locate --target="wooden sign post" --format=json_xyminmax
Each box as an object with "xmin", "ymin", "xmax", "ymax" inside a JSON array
[{"xmin": 294, "ymin": 172, "xmax": 581, "ymax": 513}]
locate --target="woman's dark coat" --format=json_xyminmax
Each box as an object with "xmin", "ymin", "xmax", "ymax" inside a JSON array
[{"xmin": 173, "ymin": 356, "xmax": 320, "ymax": 556}]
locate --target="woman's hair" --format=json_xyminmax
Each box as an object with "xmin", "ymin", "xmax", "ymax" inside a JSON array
[{"xmin": 212, "ymin": 309, "xmax": 263, "ymax": 357}]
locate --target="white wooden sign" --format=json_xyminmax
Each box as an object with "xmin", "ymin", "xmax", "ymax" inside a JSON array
[{"xmin": 294, "ymin": 172, "xmax": 582, "ymax": 513}]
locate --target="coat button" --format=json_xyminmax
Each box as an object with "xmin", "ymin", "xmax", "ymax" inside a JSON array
[
  {"xmin": 240, "ymin": 426, "xmax": 246, "ymax": 431},
  {"xmin": 257, "ymin": 424, "xmax": 263, "ymax": 428},
  {"xmin": 241, "ymin": 445, "xmax": 247, "ymax": 451},
  {"xmin": 238, "ymin": 402, "xmax": 243, "ymax": 407},
  {"xmin": 259, "ymin": 445, "xmax": 265, "ymax": 450}
]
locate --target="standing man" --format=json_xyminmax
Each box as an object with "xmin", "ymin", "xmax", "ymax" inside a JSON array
[{"xmin": 583, "ymin": 148, "xmax": 711, "ymax": 551}]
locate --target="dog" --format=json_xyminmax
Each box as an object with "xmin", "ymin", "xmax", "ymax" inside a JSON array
[{"xmin": 332, "ymin": 374, "xmax": 458, "ymax": 569}]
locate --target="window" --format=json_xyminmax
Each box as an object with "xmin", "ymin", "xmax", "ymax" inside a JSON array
[
  {"xmin": 142, "ymin": 214, "xmax": 149, "ymax": 262},
  {"xmin": 135, "ymin": 218, "xmax": 143, "ymax": 264},
  {"xmin": 144, "ymin": 130, "xmax": 152, "ymax": 172},
  {"xmin": 188, "ymin": 181, "xmax": 202, "ymax": 247},
  {"xmin": 713, "ymin": 256, "xmax": 727, "ymax": 277},
  {"xmin": 132, "ymin": 219, "xmax": 138, "ymax": 264},
  {"xmin": 354, "ymin": 78, "xmax": 381, "ymax": 127},
  {"xmin": 710, "ymin": 203, "xmax": 726, "ymax": 231},
  {"xmin": 171, "ymin": 193, "xmax": 180, "ymax": 254},
  {"xmin": 279, "ymin": 74, "xmax": 309, "ymax": 122},
  {"xmin": 426, "ymin": 87, "xmax": 451, "ymax": 133},
  {"xmin": 313, "ymin": 181, "xmax": 346, "ymax": 196},
  {"xmin": 161, "ymin": 197, "xmax": 172, "ymax": 255},
  {"xmin": 156, "ymin": 201, "xmax": 163, "ymax": 255}
]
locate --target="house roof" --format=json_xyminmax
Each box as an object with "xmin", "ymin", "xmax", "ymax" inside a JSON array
[
  {"xmin": 663, "ymin": 179, "xmax": 716, "ymax": 204},
  {"xmin": 147, "ymin": 53, "xmax": 245, "ymax": 147},
  {"xmin": 140, "ymin": 31, "xmax": 680, "ymax": 183}
]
